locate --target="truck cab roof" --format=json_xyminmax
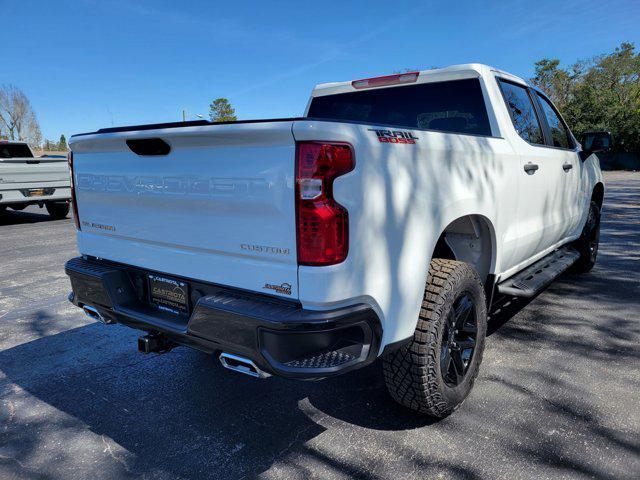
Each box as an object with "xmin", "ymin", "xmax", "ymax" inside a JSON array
[{"xmin": 311, "ymin": 63, "xmax": 529, "ymax": 98}]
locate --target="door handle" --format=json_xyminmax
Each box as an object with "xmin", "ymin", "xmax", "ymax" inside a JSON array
[
  {"xmin": 563, "ymin": 163, "xmax": 573, "ymax": 172},
  {"xmin": 524, "ymin": 163, "xmax": 539, "ymax": 173}
]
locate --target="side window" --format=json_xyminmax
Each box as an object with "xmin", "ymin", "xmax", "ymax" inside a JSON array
[
  {"xmin": 536, "ymin": 94, "xmax": 573, "ymax": 149},
  {"xmin": 498, "ymin": 80, "xmax": 545, "ymax": 145}
]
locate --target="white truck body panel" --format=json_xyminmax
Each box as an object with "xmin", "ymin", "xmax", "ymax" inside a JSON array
[
  {"xmin": 68, "ymin": 63, "xmax": 603, "ymax": 352},
  {"xmin": 0, "ymin": 160, "xmax": 71, "ymax": 203},
  {"xmin": 0, "ymin": 142, "xmax": 71, "ymax": 205},
  {"xmin": 292, "ymin": 120, "xmax": 520, "ymax": 344},
  {"xmin": 70, "ymin": 122, "xmax": 300, "ymax": 298}
]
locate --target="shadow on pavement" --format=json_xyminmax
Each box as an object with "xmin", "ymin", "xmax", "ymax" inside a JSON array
[
  {"xmin": 2, "ymin": 257, "xmax": 637, "ymax": 480},
  {"xmin": 0, "ymin": 208, "xmax": 65, "ymax": 226},
  {"xmin": 0, "ymin": 178, "xmax": 638, "ymax": 479}
]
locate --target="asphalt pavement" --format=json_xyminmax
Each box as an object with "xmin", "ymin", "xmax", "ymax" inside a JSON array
[{"xmin": 1, "ymin": 171, "xmax": 638, "ymax": 480}]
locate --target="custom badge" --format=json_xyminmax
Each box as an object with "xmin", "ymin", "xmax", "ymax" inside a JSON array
[{"xmin": 263, "ymin": 282, "xmax": 292, "ymax": 295}]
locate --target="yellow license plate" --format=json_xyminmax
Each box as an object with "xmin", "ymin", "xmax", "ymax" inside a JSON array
[{"xmin": 27, "ymin": 189, "xmax": 45, "ymax": 197}]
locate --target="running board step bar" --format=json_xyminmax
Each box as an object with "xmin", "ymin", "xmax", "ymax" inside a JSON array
[{"xmin": 497, "ymin": 247, "xmax": 580, "ymax": 298}]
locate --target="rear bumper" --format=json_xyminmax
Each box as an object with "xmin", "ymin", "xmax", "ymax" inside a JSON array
[
  {"xmin": 65, "ymin": 256, "xmax": 382, "ymax": 379},
  {"xmin": 0, "ymin": 186, "xmax": 71, "ymax": 204}
]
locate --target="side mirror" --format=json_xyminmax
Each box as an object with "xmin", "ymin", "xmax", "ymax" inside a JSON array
[{"xmin": 580, "ymin": 131, "xmax": 613, "ymax": 161}]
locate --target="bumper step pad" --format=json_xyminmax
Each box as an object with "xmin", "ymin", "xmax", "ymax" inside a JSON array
[
  {"xmin": 284, "ymin": 349, "xmax": 357, "ymax": 369},
  {"xmin": 497, "ymin": 246, "xmax": 580, "ymax": 298}
]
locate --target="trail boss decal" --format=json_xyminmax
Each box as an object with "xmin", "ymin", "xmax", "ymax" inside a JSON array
[{"xmin": 368, "ymin": 129, "xmax": 418, "ymax": 144}]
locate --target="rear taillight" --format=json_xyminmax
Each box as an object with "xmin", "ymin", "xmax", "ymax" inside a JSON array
[
  {"xmin": 296, "ymin": 142, "xmax": 354, "ymax": 266},
  {"xmin": 68, "ymin": 151, "xmax": 81, "ymax": 230}
]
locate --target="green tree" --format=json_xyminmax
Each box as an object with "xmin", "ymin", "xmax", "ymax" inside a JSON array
[
  {"xmin": 531, "ymin": 59, "xmax": 575, "ymax": 110},
  {"xmin": 58, "ymin": 134, "xmax": 67, "ymax": 151},
  {"xmin": 208, "ymin": 98, "xmax": 237, "ymax": 122},
  {"xmin": 531, "ymin": 42, "xmax": 640, "ymax": 154}
]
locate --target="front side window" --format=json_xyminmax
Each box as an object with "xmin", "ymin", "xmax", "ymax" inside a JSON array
[
  {"xmin": 536, "ymin": 94, "xmax": 573, "ymax": 149},
  {"xmin": 498, "ymin": 80, "xmax": 545, "ymax": 145},
  {"xmin": 307, "ymin": 78, "xmax": 492, "ymax": 136}
]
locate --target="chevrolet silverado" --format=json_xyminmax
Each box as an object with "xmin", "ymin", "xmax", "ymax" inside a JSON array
[{"xmin": 65, "ymin": 64, "xmax": 608, "ymax": 416}]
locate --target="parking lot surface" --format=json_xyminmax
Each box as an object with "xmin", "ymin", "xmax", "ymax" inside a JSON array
[{"xmin": 1, "ymin": 172, "xmax": 638, "ymax": 480}]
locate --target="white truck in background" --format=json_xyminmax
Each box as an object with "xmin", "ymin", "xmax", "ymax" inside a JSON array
[
  {"xmin": 65, "ymin": 64, "xmax": 608, "ymax": 417},
  {"xmin": 0, "ymin": 141, "xmax": 71, "ymax": 219}
]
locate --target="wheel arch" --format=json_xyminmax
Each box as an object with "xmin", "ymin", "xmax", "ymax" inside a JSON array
[{"xmin": 432, "ymin": 214, "xmax": 497, "ymax": 284}]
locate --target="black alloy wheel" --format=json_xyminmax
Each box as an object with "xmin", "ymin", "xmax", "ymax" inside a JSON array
[
  {"xmin": 572, "ymin": 201, "xmax": 601, "ymax": 273},
  {"xmin": 585, "ymin": 204, "xmax": 600, "ymax": 264},
  {"xmin": 440, "ymin": 293, "xmax": 477, "ymax": 387},
  {"xmin": 382, "ymin": 259, "xmax": 487, "ymax": 417}
]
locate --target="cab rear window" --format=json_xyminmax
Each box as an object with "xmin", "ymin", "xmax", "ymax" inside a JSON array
[
  {"xmin": 307, "ymin": 78, "xmax": 492, "ymax": 136},
  {"xmin": 0, "ymin": 143, "xmax": 33, "ymax": 158}
]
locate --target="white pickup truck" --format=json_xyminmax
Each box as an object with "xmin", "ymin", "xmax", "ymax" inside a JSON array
[
  {"xmin": 0, "ymin": 141, "xmax": 71, "ymax": 219},
  {"xmin": 65, "ymin": 64, "xmax": 608, "ymax": 417}
]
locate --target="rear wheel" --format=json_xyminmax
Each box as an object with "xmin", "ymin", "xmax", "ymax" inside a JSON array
[
  {"xmin": 383, "ymin": 259, "xmax": 487, "ymax": 417},
  {"xmin": 46, "ymin": 202, "xmax": 70, "ymax": 220},
  {"xmin": 572, "ymin": 201, "xmax": 600, "ymax": 273}
]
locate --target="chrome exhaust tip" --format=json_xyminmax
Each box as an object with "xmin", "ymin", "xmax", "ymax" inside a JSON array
[
  {"xmin": 82, "ymin": 304, "xmax": 113, "ymax": 325},
  {"xmin": 219, "ymin": 353, "xmax": 270, "ymax": 379}
]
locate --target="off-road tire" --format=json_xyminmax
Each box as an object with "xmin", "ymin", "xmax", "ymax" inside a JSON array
[
  {"xmin": 572, "ymin": 201, "xmax": 600, "ymax": 274},
  {"xmin": 383, "ymin": 259, "xmax": 487, "ymax": 417},
  {"xmin": 46, "ymin": 202, "xmax": 70, "ymax": 220}
]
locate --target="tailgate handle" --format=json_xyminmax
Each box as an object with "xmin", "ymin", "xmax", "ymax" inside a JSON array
[{"xmin": 126, "ymin": 138, "xmax": 171, "ymax": 156}]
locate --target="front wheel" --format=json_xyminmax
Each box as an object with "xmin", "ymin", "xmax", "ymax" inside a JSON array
[
  {"xmin": 572, "ymin": 201, "xmax": 600, "ymax": 273},
  {"xmin": 383, "ymin": 259, "xmax": 487, "ymax": 417},
  {"xmin": 46, "ymin": 202, "xmax": 70, "ymax": 220}
]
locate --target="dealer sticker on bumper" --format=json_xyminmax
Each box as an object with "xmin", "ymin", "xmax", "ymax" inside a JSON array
[{"xmin": 148, "ymin": 274, "xmax": 189, "ymax": 315}]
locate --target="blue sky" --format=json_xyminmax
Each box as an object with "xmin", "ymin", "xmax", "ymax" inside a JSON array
[{"xmin": 2, "ymin": 0, "xmax": 639, "ymax": 141}]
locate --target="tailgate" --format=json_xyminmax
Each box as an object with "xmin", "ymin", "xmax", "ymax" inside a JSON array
[
  {"xmin": 0, "ymin": 158, "xmax": 70, "ymax": 186},
  {"xmin": 69, "ymin": 122, "xmax": 299, "ymax": 299}
]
